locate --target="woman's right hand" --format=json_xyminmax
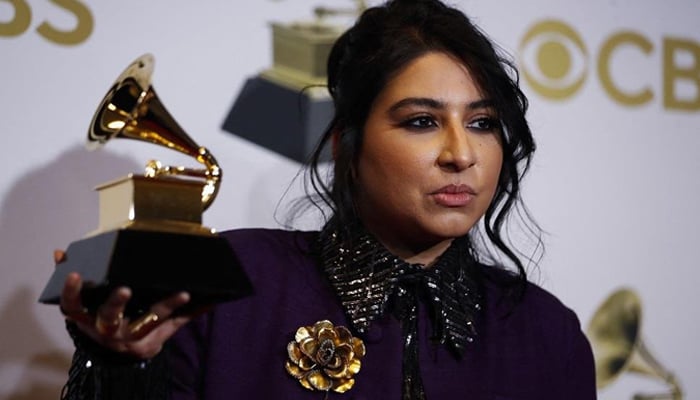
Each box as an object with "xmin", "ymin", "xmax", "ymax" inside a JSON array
[{"xmin": 56, "ymin": 250, "xmax": 196, "ymax": 359}]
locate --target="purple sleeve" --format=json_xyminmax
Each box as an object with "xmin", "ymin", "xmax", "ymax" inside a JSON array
[
  {"xmin": 168, "ymin": 312, "xmax": 211, "ymax": 399},
  {"xmin": 483, "ymin": 273, "xmax": 598, "ymax": 398},
  {"xmin": 566, "ymin": 314, "xmax": 597, "ymax": 399}
]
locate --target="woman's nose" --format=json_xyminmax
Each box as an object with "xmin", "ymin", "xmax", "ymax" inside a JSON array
[{"xmin": 437, "ymin": 124, "xmax": 475, "ymax": 171}]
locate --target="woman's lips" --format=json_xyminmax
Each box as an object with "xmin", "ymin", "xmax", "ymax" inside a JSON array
[{"xmin": 430, "ymin": 184, "xmax": 476, "ymax": 207}]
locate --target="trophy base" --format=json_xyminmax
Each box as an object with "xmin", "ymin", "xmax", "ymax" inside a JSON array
[
  {"xmin": 38, "ymin": 229, "xmax": 253, "ymax": 317},
  {"xmin": 222, "ymin": 76, "xmax": 333, "ymax": 163}
]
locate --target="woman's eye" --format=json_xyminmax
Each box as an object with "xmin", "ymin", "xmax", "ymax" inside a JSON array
[
  {"xmin": 402, "ymin": 116, "xmax": 437, "ymax": 130},
  {"xmin": 467, "ymin": 117, "xmax": 500, "ymax": 132}
]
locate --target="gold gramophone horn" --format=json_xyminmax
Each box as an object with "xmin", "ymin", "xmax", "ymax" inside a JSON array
[
  {"xmin": 587, "ymin": 288, "xmax": 682, "ymax": 399},
  {"xmin": 88, "ymin": 53, "xmax": 220, "ymax": 210}
]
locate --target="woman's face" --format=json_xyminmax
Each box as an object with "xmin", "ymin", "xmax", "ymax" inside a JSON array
[{"xmin": 355, "ymin": 51, "xmax": 503, "ymax": 262}]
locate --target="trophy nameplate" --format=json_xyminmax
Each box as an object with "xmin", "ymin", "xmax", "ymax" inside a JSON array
[{"xmin": 39, "ymin": 54, "xmax": 252, "ymax": 316}]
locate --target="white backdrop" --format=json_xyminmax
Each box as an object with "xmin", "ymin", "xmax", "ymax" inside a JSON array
[{"xmin": 1, "ymin": 1, "xmax": 698, "ymax": 398}]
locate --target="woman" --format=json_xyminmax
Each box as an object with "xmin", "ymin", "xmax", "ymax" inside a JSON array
[{"xmin": 58, "ymin": 0, "xmax": 596, "ymax": 399}]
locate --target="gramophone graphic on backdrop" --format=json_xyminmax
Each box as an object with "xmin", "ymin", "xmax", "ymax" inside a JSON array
[
  {"xmin": 587, "ymin": 288, "xmax": 683, "ymax": 400},
  {"xmin": 39, "ymin": 54, "xmax": 252, "ymax": 317},
  {"xmin": 222, "ymin": 1, "xmax": 366, "ymax": 163}
]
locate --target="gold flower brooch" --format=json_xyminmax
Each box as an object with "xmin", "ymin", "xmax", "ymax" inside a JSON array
[{"xmin": 286, "ymin": 320, "xmax": 366, "ymax": 394}]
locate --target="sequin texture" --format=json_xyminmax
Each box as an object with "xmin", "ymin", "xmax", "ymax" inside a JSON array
[{"xmin": 319, "ymin": 223, "xmax": 482, "ymax": 399}]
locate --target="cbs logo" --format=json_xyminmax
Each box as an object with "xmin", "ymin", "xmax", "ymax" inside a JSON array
[
  {"xmin": 519, "ymin": 19, "xmax": 700, "ymax": 111},
  {"xmin": 0, "ymin": 0, "xmax": 93, "ymax": 45}
]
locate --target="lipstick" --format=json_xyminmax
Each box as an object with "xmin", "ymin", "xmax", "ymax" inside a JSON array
[{"xmin": 430, "ymin": 184, "xmax": 475, "ymax": 207}]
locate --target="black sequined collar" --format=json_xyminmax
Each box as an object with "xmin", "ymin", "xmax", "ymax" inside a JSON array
[{"xmin": 318, "ymin": 223, "xmax": 483, "ymax": 357}]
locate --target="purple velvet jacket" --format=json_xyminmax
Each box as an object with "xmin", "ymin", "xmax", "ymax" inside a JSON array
[{"xmin": 168, "ymin": 228, "xmax": 596, "ymax": 399}]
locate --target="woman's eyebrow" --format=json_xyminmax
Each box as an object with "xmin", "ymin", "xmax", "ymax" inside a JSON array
[
  {"xmin": 388, "ymin": 97, "xmax": 495, "ymax": 113},
  {"xmin": 468, "ymin": 98, "xmax": 495, "ymax": 110},
  {"xmin": 388, "ymin": 97, "xmax": 444, "ymax": 112}
]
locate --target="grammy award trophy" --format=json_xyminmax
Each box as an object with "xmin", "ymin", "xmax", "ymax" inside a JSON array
[{"xmin": 39, "ymin": 54, "xmax": 252, "ymax": 317}]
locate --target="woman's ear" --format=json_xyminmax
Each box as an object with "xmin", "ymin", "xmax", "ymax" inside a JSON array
[{"xmin": 331, "ymin": 124, "xmax": 359, "ymax": 180}]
